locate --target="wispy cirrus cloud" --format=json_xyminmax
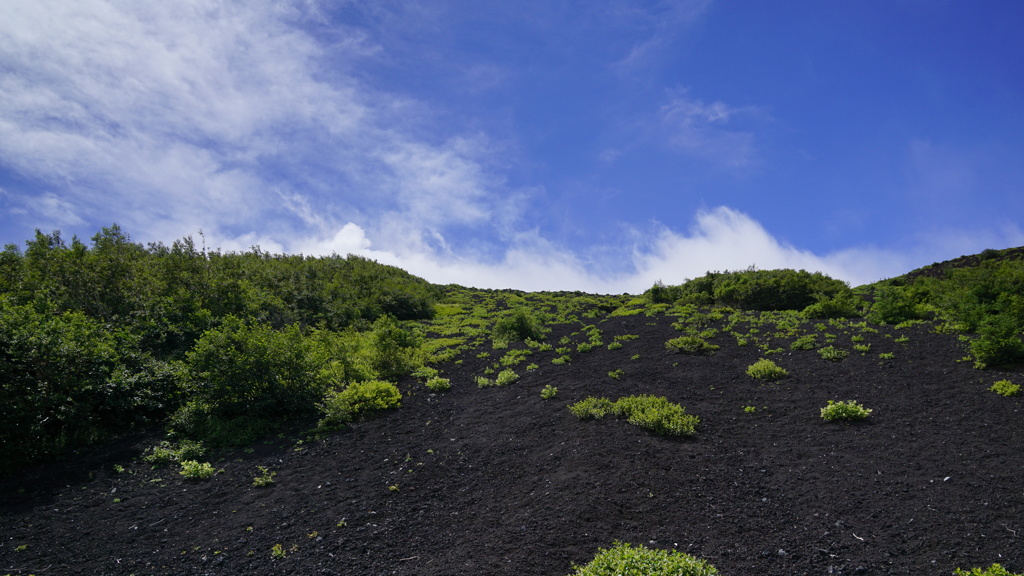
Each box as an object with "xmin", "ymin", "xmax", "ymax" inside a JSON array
[{"xmin": 658, "ymin": 92, "xmax": 761, "ymax": 168}]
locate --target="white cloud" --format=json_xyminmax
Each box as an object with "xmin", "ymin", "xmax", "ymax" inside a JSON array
[
  {"xmin": 285, "ymin": 207, "xmax": 909, "ymax": 293},
  {"xmin": 658, "ymin": 93, "xmax": 758, "ymax": 167}
]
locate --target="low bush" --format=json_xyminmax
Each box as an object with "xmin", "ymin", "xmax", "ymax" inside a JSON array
[
  {"xmin": 990, "ymin": 379, "xmax": 1021, "ymax": 397},
  {"xmin": 790, "ymin": 334, "xmax": 817, "ymax": 350},
  {"xmin": 746, "ymin": 359, "xmax": 788, "ymax": 381},
  {"xmin": 318, "ymin": 380, "xmax": 401, "ymax": 430},
  {"xmin": 492, "ymin": 307, "xmax": 546, "ymax": 343},
  {"xmin": 613, "ymin": 395, "xmax": 700, "ymax": 436},
  {"xmin": 820, "ymin": 400, "xmax": 872, "ymax": 422},
  {"xmin": 569, "ymin": 541, "xmax": 719, "ymax": 576},
  {"xmin": 179, "ymin": 460, "xmax": 217, "ymax": 480},
  {"xmin": 568, "ymin": 397, "xmax": 615, "ymax": 419},
  {"xmin": 665, "ymin": 336, "xmax": 719, "ymax": 355},
  {"xmin": 570, "ymin": 395, "xmax": 699, "ymax": 436},
  {"xmin": 495, "ymin": 369, "xmax": 520, "ymax": 386},
  {"xmin": 425, "ymin": 376, "xmax": 451, "ymax": 391},
  {"xmin": 954, "ymin": 564, "xmax": 1023, "ymax": 576},
  {"xmin": 818, "ymin": 346, "xmax": 848, "ymax": 362},
  {"xmin": 540, "ymin": 385, "xmax": 558, "ymax": 399}
]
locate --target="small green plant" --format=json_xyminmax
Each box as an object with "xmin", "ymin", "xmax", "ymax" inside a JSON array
[
  {"xmin": 253, "ymin": 466, "xmax": 276, "ymax": 487},
  {"xmin": 569, "ymin": 541, "xmax": 718, "ymax": 576},
  {"xmin": 879, "ymin": 352, "xmax": 895, "ymax": 360},
  {"xmin": 607, "ymin": 341, "xmax": 623, "ymax": 350},
  {"xmin": 113, "ymin": 464, "xmax": 125, "ymax": 474},
  {"xmin": 818, "ymin": 346, "xmax": 848, "ymax": 362},
  {"xmin": 851, "ymin": 334, "xmax": 865, "ymax": 342},
  {"xmin": 526, "ymin": 363, "xmax": 539, "ymax": 370},
  {"xmin": 495, "ymin": 369, "xmax": 519, "ymax": 386},
  {"xmin": 15, "ymin": 544, "xmax": 28, "ymax": 552},
  {"xmin": 743, "ymin": 405, "xmax": 757, "ymax": 413},
  {"xmin": 552, "ymin": 355, "xmax": 570, "ymax": 365},
  {"xmin": 790, "ymin": 334, "xmax": 817, "ymax": 350},
  {"xmin": 388, "ymin": 484, "xmax": 400, "ymax": 492},
  {"xmin": 853, "ymin": 343, "xmax": 872, "ymax": 354},
  {"xmin": 630, "ymin": 354, "xmax": 640, "ymax": 360},
  {"xmin": 179, "ymin": 460, "xmax": 218, "ymax": 480},
  {"xmin": 568, "ymin": 397, "xmax": 616, "ymax": 419},
  {"xmin": 411, "ymin": 366, "xmax": 439, "ymax": 380},
  {"xmin": 424, "ymin": 376, "xmax": 451, "ymax": 391},
  {"xmin": 746, "ymin": 358, "xmax": 788, "ymax": 381},
  {"xmin": 895, "ymin": 335, "xmax": 910, "ymax": 343},
  {"xmin": 576, "ymin": 342, "xmax": 595, "ymax": 353},
  {"xmin": 665, "ymin": 336, "xmax": 719, "ymax": 355},
  {"xmin": 954, "ymin": 564, "xmax": 1023, "ymax": 576},
  {"xmin": 608, "ymin": 369, "xmax": 624, "ymax": 380},
  {"xmin": 990, "ymin": 379, "xmax": 1021, "ymax": 397},
  {"xmin": 820, "ymin": 400, "xmax": 872, "ymax": 422},
  {"xmin": 271, "ymin": 543, "xmax": 286, "ymax": 559},
  {"xmin": 476, "ymin": 376, "xmax": 496, "ymax": 388},
  {"xmin": 540, "ymin": 385, "xmax": 558, "ymax": 399}
]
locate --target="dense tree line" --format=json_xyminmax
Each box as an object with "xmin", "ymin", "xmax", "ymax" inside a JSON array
[{"xmin": 1, "ymin": 225, "xmax": 436, "ymax": 471}]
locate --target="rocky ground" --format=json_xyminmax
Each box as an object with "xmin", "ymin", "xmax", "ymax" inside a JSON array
[{"xmin": 2, "ymin": 313, "xmax": 1022, "ymax": 575}]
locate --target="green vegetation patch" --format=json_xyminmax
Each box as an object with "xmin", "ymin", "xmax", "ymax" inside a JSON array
[
  {"xmin": 665, "ymin": 336, "xmax": 720, "ymax": 355},
  {"xmin": 569, "ymin": 541, "xmax": 718, "ymax": 576},
  {"xmin": 820, "ymin": 400, "xmax": 872, "ymax": 422},
  {"xmin": 954, "ymin": 564, "xmax": 1023, "ymax": 576},
  {"xmin": 317, "ymin": 380, "xmax": 401, "ymax": 430},
  {"xmin": 990, "ymin": 379, "xmax": 1021, "ymax": 397},
  {"xmin": 746, "ymin": 358, "xmax": 788, "ymax": 381},
  {"xmin": 569, "ymin": 395, "xmax": 699, "ymax": 436},
  {"xmin": 818, "ymin": 346, "xmax": 849, "ymax": 362}
]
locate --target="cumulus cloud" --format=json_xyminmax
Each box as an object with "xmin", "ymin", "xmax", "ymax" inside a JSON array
[{"xmin": 287, "ymin": 207, "xmax": 907, "ymax": 293}]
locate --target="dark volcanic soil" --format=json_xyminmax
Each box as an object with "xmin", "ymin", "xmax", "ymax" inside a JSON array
[{"xmin": 2, "ymin": 314, "xmax": 1022, "ymax": 575}]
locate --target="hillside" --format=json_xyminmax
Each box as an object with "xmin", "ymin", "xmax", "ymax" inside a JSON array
[{"xmin": 2, "ymin": 288, "xmax": 1022, "ymax": 575}]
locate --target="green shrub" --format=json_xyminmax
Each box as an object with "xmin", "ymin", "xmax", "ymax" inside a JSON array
[
  {"xmin": 990, "ymin": 379, "xmax": 1021, "ymax": 397},
  {"xmin": 607, "ymin": 341, "xmax": 623, "ymax": 350},
  {"xmin": 790, "ymin": 334, "xmax": 817, "ymax": 350},
  {"xmin": 746, "ymin": 359, "xmax": 788, "ymax": 381},
  {"xmin": 492, "ymin": 307, "xmax": 546, "ymax": 343},
  {"xmin": 180, "ymin": 317, "xmax": 329, "ymax": 423},
  {"xmin": 665, "ymin": 336, "xmax": 719, "ymax": 355},
  {"xmin": 143, "ymin": 440, "xmax": 206, "ymax": 467},
  {"xmin": 540, "ymin": 385, "xmax": 558, "ymax": 399},
  {"xmin": 425, "ymin": 376, "xmax": 451, "ymax": 391},
  {"xmin": 569, "ymin": 541, "xmax": 718, "ymax": 576},
  {"xmin": 954, "ymin": 564, "xmax": 1023, "ymax": 576},
  {"xmin": 552, "ymin": 355, "xmax": 570, "ymax": 365},
  {"xmin": 613, "ymin": 395, "xmax": 700, "ymax": 436},
  {"xmin": 818, "ymin": 346, "xmax": 848, "ymax": 362},
  {"xmin": 179, "ymin": 460, "xmax": 218, "ymax": 480},
  {"xmin": 820, "ymin": 400, "xmax": 872, "ymax": 421},
  {"xmin": 802, "ymin": 291, "xmax": 863, "ymax": 319},
  {"xmin": 318, "ymin": 380, "xmax": 401, "ymax": 429},
  {"xmin": 608, "ymin": 369, "xmax": 624, "ymax": 380},
  {"xmin": 867, "ymin": 286, "xmax": 925, "ymax": 325},
  {"xmin": 476, "ymin": 376, "xmax": 496, "ymax": 388},
  {"xmin": 970, "ymin": 334, "xmax": 1024, "ymax": 369},
  {"xmin": 495, "ymin": 369, "xmax": 520, "ymax": 386},
  {"xmin": 568, "ymin": 397, "xmax": 615, "ymax": 420}
]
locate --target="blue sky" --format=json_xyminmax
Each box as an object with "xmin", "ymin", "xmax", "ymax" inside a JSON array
[{"xmin": 2, "ymin": 1, "xmax": 1023, "ymax": 292}]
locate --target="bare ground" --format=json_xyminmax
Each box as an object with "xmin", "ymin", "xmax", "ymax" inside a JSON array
[{"xmin": 2, "ymin": 313, "xmax": 1022, "ymax": 575}]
